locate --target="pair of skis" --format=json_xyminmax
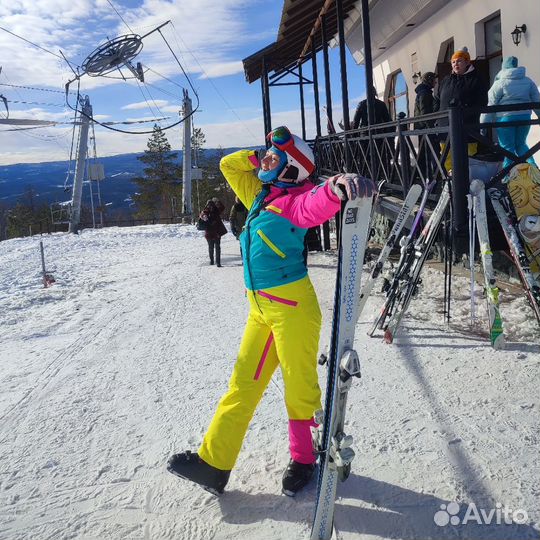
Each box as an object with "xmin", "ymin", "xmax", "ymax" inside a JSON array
[
  {"xmin": 470, "ymin": 175, "xmax": 540, "ymax": 336},
  {"xmin": 468, "ymin": 180, "xmax": 505, "ymax": 348},
  {"xmin": 488, "ymin": 187, "xmax": 540, "ymax": 325},
  {"xmin": 310, "ymin": 195, "xmax": 372, "ymax": 540},
  {"xmin": 356, "ymin": 183, "xmax": 423, "ymax": 318},
  {"xmin": 368, "ymin": 181, "xmax": 451, "ymax": 343}
]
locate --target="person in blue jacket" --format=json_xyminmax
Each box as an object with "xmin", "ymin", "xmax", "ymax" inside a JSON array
[{"xmin": 482, "ymin": 56, "xmax": 540, "ymax": 169}]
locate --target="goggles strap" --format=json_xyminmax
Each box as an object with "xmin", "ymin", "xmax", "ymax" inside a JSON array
[{"xmin": 281, "ymin": 142, "xmax": 314, "ymax": 174}]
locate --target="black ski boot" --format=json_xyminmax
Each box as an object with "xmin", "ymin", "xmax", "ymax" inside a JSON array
[
  {"xmin": 282, "ymin": 459, "xmax": 315, "ymax": 496},
  {"xmin": 167, "ymin": 451, "xmax": 230, "ymax": 495}
]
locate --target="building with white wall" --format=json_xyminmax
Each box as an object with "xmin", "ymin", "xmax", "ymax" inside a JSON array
[{"xmin": 343, "ymin": 0, "xmax": 538, "ymax": 123}]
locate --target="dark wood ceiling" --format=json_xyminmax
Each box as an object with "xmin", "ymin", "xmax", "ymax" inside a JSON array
[{"xmin": 243, "ymin": 0, "xmax": 358, "ymax": 84}]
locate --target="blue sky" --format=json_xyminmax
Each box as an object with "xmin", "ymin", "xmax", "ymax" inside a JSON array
[{"xmin": 0, "ymin": 0, "xmax": 366, "ymax": 165}]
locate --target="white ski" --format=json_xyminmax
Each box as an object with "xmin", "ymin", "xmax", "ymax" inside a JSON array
[
  {"xmin": 383, "ymin": 182, "xmax": 451, "ymax": 343},
  {"xmin": 311, "ymin": 195, "xmax": 373, "ymax": 540},
  {"xmin": 469, "ymin": 180, "xmax": 504, "ymax": 349},
  {"xmin": 356, "ymin": 183, "xmax": 422, "ymax": 320}
]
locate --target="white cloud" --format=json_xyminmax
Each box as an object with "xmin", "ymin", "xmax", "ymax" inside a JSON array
[
  {"xmin": 0, "ymin": 0, "xmax": 273, "ymax": 165},
  {"xmin": 198, "ymin": 61, "xmax": 244, "ymax": 79},
  {"xmin": 0, "ymin": 105, "xmax": 324, "ymax": 165},
  {"xmin": 0, "ymin": 0, "xmax": 260, "ymax": 91},
  {"xmin": 122, "ymin": 99, "xmax": 169, "ymax": 110}
]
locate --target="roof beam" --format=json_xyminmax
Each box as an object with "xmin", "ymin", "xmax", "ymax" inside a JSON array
[{"xmin": 299, "ymin": 0, "xmax": 335, "ymax": 61}]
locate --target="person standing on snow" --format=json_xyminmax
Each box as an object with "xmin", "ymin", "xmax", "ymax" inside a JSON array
[
  {"xmin": 482, "ymin": 56, "xmax": 540, "ymax": 169},
  {"xmin": 199, "ymin": 198, "xmax": 226, "ymax": 267},
  {"xmin": 168, "ymin": 126, "xmax": 374, "ymax": 496}
]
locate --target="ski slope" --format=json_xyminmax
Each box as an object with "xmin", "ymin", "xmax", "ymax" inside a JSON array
[{"xmin": 0, "ymin": 224, "xmax": 538, "ymax": 540}]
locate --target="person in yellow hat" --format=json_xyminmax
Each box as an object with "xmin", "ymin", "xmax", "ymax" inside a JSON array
[{"xmin": 434, "ymin": 47, "xmax": 489, "ymax": 171}]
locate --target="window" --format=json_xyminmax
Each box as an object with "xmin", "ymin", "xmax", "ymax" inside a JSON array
[
  {"xmin": 387, "ymin": 71, "xmax": 409, "ymax": 120},
  {"xmin": 485, "ymin": 14, "xmax": 502, "ymax": 85}
]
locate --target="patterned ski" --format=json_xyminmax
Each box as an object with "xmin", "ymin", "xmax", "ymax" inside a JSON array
[
  {"xmin": 368, "ymin": 180, "xmax": 435, "ymax": 337},
  {"xmin": 488, "ymin": 188, "xmax": 540, "ymax": 325},
  {"xmin": 310, "ymin": 195, "xmax": 373, "ymax": 540}
]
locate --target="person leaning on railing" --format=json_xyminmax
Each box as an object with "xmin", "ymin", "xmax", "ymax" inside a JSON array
[
  {"xmin": 481, "ymin": 56, "xmax": 540, "ymax": 169},
  {"xmin": 414, "ymin": 72, "xmax": 440, "ymax": 179},
  {"xmin": 433, "ymin": 47, "xmax": 489, "ymax": 171}
]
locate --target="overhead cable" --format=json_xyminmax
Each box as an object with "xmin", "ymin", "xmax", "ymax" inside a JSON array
[{"xmin": 0, "ymin": 25, "xmax": 65, "ymax": 61}]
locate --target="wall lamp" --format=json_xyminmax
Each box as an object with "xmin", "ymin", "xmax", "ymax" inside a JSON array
[
  {"xmin": 511, "ymin": 25, "xmax": 527, "ymax": 46},
  {"xmin": 412, "ymin": 71, "xmax": 422, "ymax": 85}
]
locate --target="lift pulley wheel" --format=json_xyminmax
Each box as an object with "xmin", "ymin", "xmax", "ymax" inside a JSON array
[{"xmin": 81, "ymin": 34, "xmax": 143, "ymax": 78}]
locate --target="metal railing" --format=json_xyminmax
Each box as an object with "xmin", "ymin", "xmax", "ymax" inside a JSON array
[{"xmin": 313, "ymin": 102, "xmax": 540, "ymax": 232}]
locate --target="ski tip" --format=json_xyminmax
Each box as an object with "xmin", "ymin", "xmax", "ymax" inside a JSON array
[{"xmin": 383, "ymin": 329, "xmax": 394, "ymax": 344}]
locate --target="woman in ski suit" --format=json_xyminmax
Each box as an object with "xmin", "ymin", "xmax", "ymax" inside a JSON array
[{"xmin": 168, "ymin": 126, "xmax": 373, "ymax": 495}]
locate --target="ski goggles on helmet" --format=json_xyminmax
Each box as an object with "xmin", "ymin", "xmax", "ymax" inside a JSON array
[
  {"xmin": 266, "ymin": 126, "xmax": 315, "ymax": 182},
  {"xmin": 267, "ymin": 125, "xmax": 294, "ymax": 151}
]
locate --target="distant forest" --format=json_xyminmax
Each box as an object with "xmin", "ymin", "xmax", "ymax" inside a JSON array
[{"xmin": 0, "ymin": 126, "xmax": 245, "ymax": 240}]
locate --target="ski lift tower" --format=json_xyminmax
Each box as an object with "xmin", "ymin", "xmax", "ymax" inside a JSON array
[
  {"xmin": 181, "ymin": 89, "xmax": 192, "ymax": 223},
  {"xmin": 69, "ymin": 96, "xmax": 92, "ymax": 233}
]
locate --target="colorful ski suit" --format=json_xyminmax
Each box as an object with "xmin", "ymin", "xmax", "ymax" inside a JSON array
[{"xmin": 198, "ymin": 149, "xmax": 341, "ymax": 471}]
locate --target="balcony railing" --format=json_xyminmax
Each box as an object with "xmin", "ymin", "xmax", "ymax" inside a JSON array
[{"xmin": 313, "ymin": 102, "xmax": 540, "ymax": 233}]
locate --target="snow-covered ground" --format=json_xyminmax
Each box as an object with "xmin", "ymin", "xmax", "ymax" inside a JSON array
[{"xmin": 0, "ymin": 224, "xmax": 538, "ymax": 540}]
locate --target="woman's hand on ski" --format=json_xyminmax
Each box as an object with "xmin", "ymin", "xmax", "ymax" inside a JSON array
[{"xmin": 329, "ymin": 173, "xmax": 375, "ymax": 201}]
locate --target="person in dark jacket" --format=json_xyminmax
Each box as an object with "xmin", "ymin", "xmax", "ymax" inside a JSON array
[
  {"xmin": 352, "ymin": 86, "xmax": 392, "ymax": 129},
  {"xmin": 229, "ymin": 197, "xmax": 247, "ymax": 239},
  {"xmin": 229, "ymin": 196, "xmax": 248, "ymax": 261},
  {"xmin": 414, "ymin": 72, "xmax": 439, "ymax": 179},
  {"xmin": 199, "ymin": 198, "xmax": 226, "ymax": 267},
  {"xmin": 352, "ymin": 87, "xmax": 393, "ymax": 180},
  {"xmin": 414, "ymin": 72, "xmax": 437, "ymax": 128},
  {"xmin": 433, "ymin": 47, "xmax": 488, "ymax": 170}
]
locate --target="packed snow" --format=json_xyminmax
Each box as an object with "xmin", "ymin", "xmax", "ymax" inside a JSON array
[{"xmin": 0, "ymin": 224, "xmax": 538, "ymax": 540}]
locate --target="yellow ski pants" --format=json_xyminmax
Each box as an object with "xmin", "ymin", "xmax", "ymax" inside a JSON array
[{"xmin": 198, "ymin": 276, "xmax": 322, "ymax": 471}]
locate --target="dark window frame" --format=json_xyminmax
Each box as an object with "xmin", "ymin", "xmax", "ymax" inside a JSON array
[
  {"xmin": 484, "ymin": 13, "xmax": 502, "ymax": 84},
  {"xmin": 387, "ymin": 70, "xmax": 409, "ymax": 120}
]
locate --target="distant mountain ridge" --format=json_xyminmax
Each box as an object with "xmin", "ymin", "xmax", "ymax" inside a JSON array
[{"xmin": 0, "ymin": 148, "xmax": 242, "ymax": 209}]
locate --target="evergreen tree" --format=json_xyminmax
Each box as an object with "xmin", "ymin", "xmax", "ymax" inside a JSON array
[
  {"xmin": 191, "ymin": 127, "xmax": 206, "ymax": 167},
  {"xmin": 132, "ymin": 125, "xmax": 181, "ymax": 220},
  {"xmin": 192, "ymin": 145, "xmax": 235, "ymax": 217},
  {"xmin": 6, "ymin": 187, "xmax": 53, "ymax": 239}
]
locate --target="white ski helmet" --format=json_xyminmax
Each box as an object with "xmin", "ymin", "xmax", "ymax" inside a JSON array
[
  {"xmin": 278, "ymin": 134, "xmax": 315, "ymax": 182},
  {"xmin": 260, "ymin": 126, "xmax": 315, "ymax": 183}
]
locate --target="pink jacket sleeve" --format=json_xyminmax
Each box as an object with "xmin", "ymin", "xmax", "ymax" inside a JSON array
[{"xmin": 282, "ymin": 181, "xmax": 341, "ymax": 229}]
